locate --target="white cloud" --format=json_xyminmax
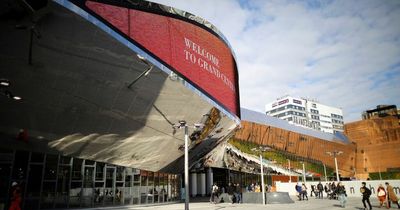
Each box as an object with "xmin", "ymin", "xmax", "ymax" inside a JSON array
[{"xmin": 152, "ymin": 0, "xmax": 400, "ymax": 122}]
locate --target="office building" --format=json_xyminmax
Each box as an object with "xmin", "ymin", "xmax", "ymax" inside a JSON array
[{"xmin": 265, "ymin": 96, "xmax": 344, "ymax": 134}]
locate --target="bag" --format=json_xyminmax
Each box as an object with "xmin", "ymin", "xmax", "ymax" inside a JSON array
[{"xmin": 378, "ymin": 190, "xmax": 385, "ymax": 197}]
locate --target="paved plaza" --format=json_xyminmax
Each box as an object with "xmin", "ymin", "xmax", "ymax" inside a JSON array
[{"xmin": 76, "ymin": 197, "xmax": 390, "ymax": 210}]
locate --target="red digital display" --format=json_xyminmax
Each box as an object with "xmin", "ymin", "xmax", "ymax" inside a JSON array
[{"xmin": 86, "ymin": 1, "xmax": 239, "ymax": 117}]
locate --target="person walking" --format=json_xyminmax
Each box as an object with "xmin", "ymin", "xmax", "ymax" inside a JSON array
[
  {"xmin": 337, "ymin": 182, "xmax": 347, "ymax": 208},
  {"xmin": 227, "ymin": 182, "xmax": 235, "ymax": 204},
  {"xmin": 295, "ymin": 183, "xmax": 302, "ymax": 201},
  {"xmin": 8, "ymin": 182, "xmax": 21, "ymax": 210},
  {"xmin": 386, "ymin": 182, "xmax": 400, "ymax": 209},
  {"xmin": 234, "ymin": 183, "xmax": 242, "ymax": 204},
  {"xmin": 360, "ymin": 182, "xmax": 372, "ymax": 210},
  {"xmin": 377, "ymin": 184, "xmax": 387, "ymax": 208},
  {"xmin": 301, "ymin": 183, "xmax": 308, "ymax": 201},
  {"xmin": 317, "ymin": 181, "xmax": 324, "ymax": 199},
  {"xmin": 210, "ymin": 183, "xmax": 219, "ymax": 204}
]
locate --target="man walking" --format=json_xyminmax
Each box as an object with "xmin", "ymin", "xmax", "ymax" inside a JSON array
[
  {"xmin": 317, "ymin": 181, "xmax": 324, "ymax": 199},
  {"xmin": 227, "ymin": 182, "xmax": 235, "ymax": 204},
  {"xmin": 360, "ymin": 182, "xmax": 372, "ymax": 210}
]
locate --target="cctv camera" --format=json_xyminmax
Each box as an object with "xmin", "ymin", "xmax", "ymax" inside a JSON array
[
  {"xmin": 178, "ymin": 120, "xmax": 187, "ymax": 126},
  {"xmin": 194, "ymin": 123, "xmax": 204, "ymax": 129}
]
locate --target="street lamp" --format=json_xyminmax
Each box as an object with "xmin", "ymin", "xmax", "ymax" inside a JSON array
[
  {"xmin": 127, "ymin": 54, "xmax": 154, "ymax": 88},
  {"xmin": 173, "ymin": 120, "xmax": 204, "ymax": 210},
  {"xmin": 287, "ymin": 159, "xmax": 291, "ymax": 183},
  {"xmin": 251, "ymin": 146, "xmax": 267, "ymax": 205},
  {"xmin": 323, "ymin": 163, "xmax": 328, "ymax": 181},
  {"xmin": 326, "ymin": 151, "xmax": 343, "ymax": 182},
  {"xmin": 301, "ymin": 161, "xmax": 306, "ymax": 183}
]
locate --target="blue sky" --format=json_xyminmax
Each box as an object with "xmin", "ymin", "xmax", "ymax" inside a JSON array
[{"xmin": 152, "ymin": 0, "xmax": 400, "ymax": 122}]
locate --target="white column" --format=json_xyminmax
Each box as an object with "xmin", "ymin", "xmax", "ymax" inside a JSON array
[
  {"xmin": 198, "ymin": 173, "xmax": 206, "ymax": 196},
  {"xmin": 184, "ymin": 126, "xmax": 189, "ymax": 210},
  {"xmin": 191, "ymin": 173, "xmax": 197, "ymax": 197},
  {"xmin": 206, "ymin": 168, "xmax": 213, "ymax": 195}
]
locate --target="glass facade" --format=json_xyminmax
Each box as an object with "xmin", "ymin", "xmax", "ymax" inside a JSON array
[{"xmin": 0, "ymin": 148, "xmax": 180, "ymax": 209}]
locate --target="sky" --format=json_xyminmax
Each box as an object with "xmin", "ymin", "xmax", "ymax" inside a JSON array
[{"xmin": 152, "ymin": 0, "xmax": 400, "ymax": 122}]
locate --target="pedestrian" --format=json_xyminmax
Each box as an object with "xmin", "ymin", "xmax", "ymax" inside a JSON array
[
  {"xmin": 210, "ymin": 183, "xmax": 219, "ymax": 204},
  {"xmin": 360, "ymin": 182, "xmax": 372, "ymax": 210},
  {"xmin": 301, "ymin": 183, "xmax": 308, "ymax": 201},
  {"xmin": 8, "ymin": 182, "xmax": 21, "ymax": 210},
  {"xmin": 337, "ymin": 182, "xmax": 347, "ymax": 208},
  {"xmin": 227, "ymin": 182, "xmax": 235, "ymax": 204},
  {"xmin": 234, "ymin": 183, "xmax": 242, "ymax": 204},
  {"xmin": 295, "ymin": 183, "xmax": 302, "ymax": 201},
  {"xmin": 317, "ymin": 181, "xmax": 324, "ymax": 199},
  {"xmin": 385, "ymin": 182, "xmax": 400, "ymax": 209},
  {"xmin": 377, "ymin": 184, "xmax": 387, "ymax": 208},
  {"xmin": 310, "ymin": 185, "xmax": 315, "ymax": 197}
]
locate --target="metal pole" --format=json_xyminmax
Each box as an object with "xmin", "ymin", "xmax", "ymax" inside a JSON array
[
  {"xmin": 302, "ymin": 162, "xmax": 306, "ymax": 183},
  {"xmin": 323, "ymin": 164, "xmax": 327, "ymax": 182},
  {"xmin": 259, "ymin": 154, "xmax": 266, "ymax": 205},
  {"xmin": 334, "ymin": 156, "xmax": 340, "ymax": 182},
  {"xmin": 288, "ymin": 159, "xmax": 291, "ymax": 183},
  {"xmin": 184, "ymin": 125, "xmax": 189, "ymax": 210},
  {"xmin": 379, "ymin": 167, "xmax": 382, "ymax": 180}
]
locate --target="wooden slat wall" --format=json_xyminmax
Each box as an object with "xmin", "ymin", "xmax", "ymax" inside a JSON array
[{"xmin": 234, "ymin": 121, "xmax": 356, "ymax": 177}]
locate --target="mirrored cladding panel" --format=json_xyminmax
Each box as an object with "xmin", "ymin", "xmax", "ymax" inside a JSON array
[{"xmin": 0, "ymin": 0, "xmax": 240, "ymax": 173}]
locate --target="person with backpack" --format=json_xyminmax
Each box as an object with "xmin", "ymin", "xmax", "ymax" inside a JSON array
[{"xmin": 360, "ymin": 182, "xmax": 372, "ymax": 210}]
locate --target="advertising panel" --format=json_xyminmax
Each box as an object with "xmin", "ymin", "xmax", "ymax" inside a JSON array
[{"xmin": 67, "ymin": 0, "xmax": 240, "ymax": 118}]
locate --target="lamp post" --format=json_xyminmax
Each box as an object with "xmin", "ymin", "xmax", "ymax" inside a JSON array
[
  {"xmin": 302, "ymin": 162, "xmax": 306, "ymax": 183},
  {"xmin": 323, "ymin": 164, "xmax": 327, "ymax": 182},
  {"xmin": 251, "ymin": 146, "xmax": 267, "ymax": 205},
  {"xmin": 173, "ymin": 120, "xmax": 204, "ymax": 210},
  {"xmin": 287, "ymin": 159, "xmax": 291, "ymax": 183},
  {"xmin": 326, "ymin": 151, "xmax": 343, "ymax": 182}
]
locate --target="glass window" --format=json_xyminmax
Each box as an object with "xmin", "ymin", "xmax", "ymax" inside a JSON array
[
  {"xmin": 41, "ymin": 181, "xmax": 56, "ymax": 208},
  {"xmin": 30, "ymin": 152, "xmax": 44, "ymax": 163},
  {"xmin": 44, "ymin": 154, "xmax": 58, "ymax": 180},
  {"xmin": 27, "ymin": 164, "xmax": 43, "ymax": 197},
  {"xmin": 0, "ymin": 148, "xmax": 13, "ymax": 162},
  {"xmin": 0, "ymin": 163, "xmax": 12, "ymax": 198},
  {"xmin": 116, "ymin": 166, "xmax": 124, "ymax": 181},
  {"xmin": 85, "ymin": 160, "xmax": 95, "ymax": 166},
  {"xmin": 96, "ymin": 162, "xmax": 105, "ymax": 181},
  {"xmin": 72, "ymin": 158, "xmax": 83, "ymax": 180},
  {"xmin": 12, "ymin": 150, "xmax": 29, "ymax": 180},
  {"xmin": 59, "ymin": 156, "xmax": 72, "ymax": 165}
]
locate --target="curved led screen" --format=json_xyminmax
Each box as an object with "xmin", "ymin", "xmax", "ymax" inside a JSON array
[{"xmin": 68, "ymin": 0, "xmax": 240, "ymax": 118}]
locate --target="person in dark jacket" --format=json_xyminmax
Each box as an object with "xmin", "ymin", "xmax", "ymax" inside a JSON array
[
  {"xmin": 360, "ymin": 182, "xmax": 372, "ymax": 210},
  {"xmin": 317, "ymin": 181, "xmax": 324, "ymax": 199},
  {"xmin": 227, "ymin": 183, "xmax": 235, "ymax": 204}
]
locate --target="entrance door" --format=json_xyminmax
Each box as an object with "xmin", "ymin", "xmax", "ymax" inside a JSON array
[{"xmin": 82, "ymin": 166, "xmax": 94, "ymax": 207}]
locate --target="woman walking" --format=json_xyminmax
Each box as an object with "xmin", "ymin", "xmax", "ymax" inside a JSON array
[
  {"xmin": 377, "ymin": 184, "xmax": 387, "ymax": 208},
  {"xmin": 337, "ymin": 182, "xmax": 347, "ymax": 208},
  {"xmin": 386, "ymin": 182, "xmax": 400, "ymax": 209}
]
